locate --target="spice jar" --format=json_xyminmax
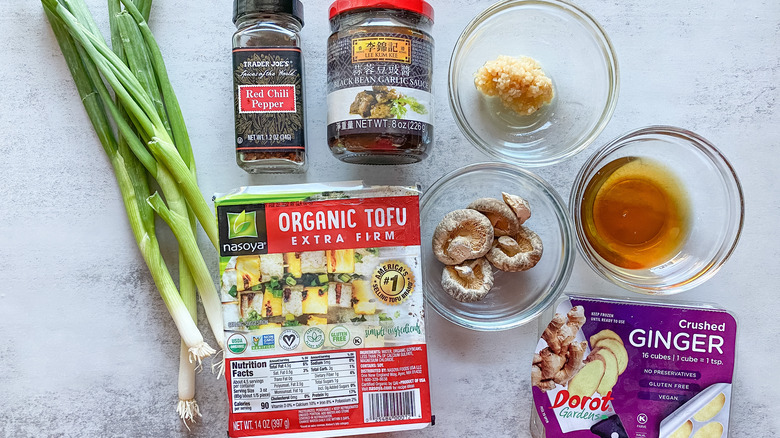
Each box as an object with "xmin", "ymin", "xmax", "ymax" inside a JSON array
[
  {"xmin": 232, "ymin": 0, "xmax": 307, "ymax": 173},
  {"xmin": 327, "ymin": 0, "xmax": 435, "ymax": 165}
]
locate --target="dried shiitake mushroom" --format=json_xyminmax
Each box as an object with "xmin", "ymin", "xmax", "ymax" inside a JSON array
[
  {"xmin": 432, "ymin": 209, "xmax": 494, "ymax": 265},
  {"xmin": 467, "ymin": 198, "xmax": 520, "ymax": 237},
  {"xmin": 487, "ymin": 226, "xmax": 543, "ymax": 272},
  {"xmin": 502, "ymin": 192, "xmax": 531, "ymax": 225},
  {"xmin": 441, "ymin": 258, "xmax": 494, "ymax": 302}
]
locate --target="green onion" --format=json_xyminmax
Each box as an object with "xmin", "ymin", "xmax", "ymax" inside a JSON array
[
  {"xmin": 105, "ymin": 2, "xmax": 203, "ymax": 423},
  {"xmin": 43, "ymin": 0, "xmax": 225, "ymax": 424},
  {"xmin": 119, "ymin": 0, "xmax": 195, "ymax": 169},
  {"xmin": 42, "ymin": 3, "xmax": 214, "ymax": 363},
  {"xmin": 109, "ymin": 6, "xmax": 204, "ymax": 423},
  {"xmin": 147, "ymin": 193, "xmax": 226, "ymax": 356},
  {"xmin": 43, "ymin": 0, "xmax": 218, "ymax": 248}
]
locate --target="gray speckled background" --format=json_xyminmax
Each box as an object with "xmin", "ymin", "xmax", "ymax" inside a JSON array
[{"xmin": 1, "ymin": 0, "xmax": 778, "ymax": 437}]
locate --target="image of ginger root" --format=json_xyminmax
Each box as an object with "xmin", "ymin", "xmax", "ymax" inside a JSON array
[
  {"xmin": 567, "ymin": 329, "xmax": 629, "ymax": 398},
  {"xmin": 532, "ymin": 306, "xmax": 587, "ymax": 391}
]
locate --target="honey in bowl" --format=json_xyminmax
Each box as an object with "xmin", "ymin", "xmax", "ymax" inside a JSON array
[{"xmin": 580, "ymin": 157, "xmax": 690, "ymax": 269}]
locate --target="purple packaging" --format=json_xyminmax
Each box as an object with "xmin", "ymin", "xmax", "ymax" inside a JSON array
[{"xmin": 530, "ymin": 295, "xmax": 737, "ymax": 438}]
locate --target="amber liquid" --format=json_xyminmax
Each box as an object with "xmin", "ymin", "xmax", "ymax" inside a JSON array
[{"xmin": 580, "ymin": 157, "xmax": 690, "ymax": 269}]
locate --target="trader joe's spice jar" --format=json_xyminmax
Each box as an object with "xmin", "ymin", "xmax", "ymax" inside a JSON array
[
  {"xmin": 327, "ymin": 0, "xmax": 435, "ymax": 165},
  {"xmin": 232, "ymin": 0, "xmax": 307, "ymax": 173}
]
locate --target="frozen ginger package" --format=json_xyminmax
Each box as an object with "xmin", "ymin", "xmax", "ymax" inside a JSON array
[
  {"xmin": 530, "ymin": 295, "xmax": 737, "ymax": 438},
  {"xmin": 215, "ymin": 182, "xmax": 432, "ymax": 437}
]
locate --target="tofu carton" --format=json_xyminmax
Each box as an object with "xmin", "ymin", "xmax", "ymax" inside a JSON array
[{"xmin": 215, "ymin": 182, "xmax": 432, "ymax": 437}]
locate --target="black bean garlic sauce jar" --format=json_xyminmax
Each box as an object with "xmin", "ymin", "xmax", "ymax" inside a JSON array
[
  {"xmin": 327, "ymin": 0, "xmax": 435, "ymax": 165},
  {"xmin": 232, "ymin": 0, "xmax": 307, "ymax": 173}
]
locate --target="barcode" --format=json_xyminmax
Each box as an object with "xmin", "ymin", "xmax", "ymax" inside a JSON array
[{"xmin": 363, "ymin": 389, "xmax": 422, "ymax": 423}]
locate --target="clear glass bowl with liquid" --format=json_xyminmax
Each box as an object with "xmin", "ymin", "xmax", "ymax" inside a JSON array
[{"xmin": 571, "ymin": 126, "xmax": 745, "ymax": 294}]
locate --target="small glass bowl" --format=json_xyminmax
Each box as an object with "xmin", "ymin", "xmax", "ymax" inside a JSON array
[
  {"xmin": 571, "ymin": 126, "xmax": 745, "ymax": 294},
  {"xmin": 421, "ymin": 162, "xmax": 574, "ymax": 331},
  {"xmin": 448, "ymin": 0, "xmax": 619, "ymax": 166}
]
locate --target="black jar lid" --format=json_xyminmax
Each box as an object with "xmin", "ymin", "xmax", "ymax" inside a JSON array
[{"xmin": 233, "ymin": 0, "xmax": 304, "ymax": 26}]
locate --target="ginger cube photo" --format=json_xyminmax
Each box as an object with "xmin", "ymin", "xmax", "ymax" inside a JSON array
[{"xmin": 567, "ymin": 359, "xmax": 605, "ymax": 398}]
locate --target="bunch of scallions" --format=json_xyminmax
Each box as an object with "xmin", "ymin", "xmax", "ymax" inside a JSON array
[{"xmin": 42, "ymin": 0, "xmax": 224, "ymax": 425}]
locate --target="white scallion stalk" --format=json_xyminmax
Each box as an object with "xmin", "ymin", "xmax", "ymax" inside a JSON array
[
  {"xmin": 147, "ymin": 193, "xmax": 226, "ymax": 374},
  {"xmin": 176, "ymin": 269, "xmax": 200, "ymax": 426},
  {"xmin": 176, "ymin": 341, "xmax": 201, "ymax": 427}
]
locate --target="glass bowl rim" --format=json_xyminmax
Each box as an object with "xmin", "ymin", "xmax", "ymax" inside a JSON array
[
  {"xmin": 447, "ymin": 0, "xmax": 620, "ymax": 167},
  {"xmin": 569, "ymin": 125, "xmax": 746, "ymax": 295},
  {"xmin": 421, "ymin": 161, "xmax": 575, "ymax": 330}
]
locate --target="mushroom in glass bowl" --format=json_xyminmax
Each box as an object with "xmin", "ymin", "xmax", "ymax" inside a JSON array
[
  {"xmin": 421, "ymin": 162, "xmax": 574, "ymax": 331},
  {"xmin": 441, "ymin": 258, "xmax": 495, "ymax": 302},
  {"xmin": 487, "ymin": 227, "xmax": 544, "ymax": 272},
  {"xmin": 431, "ymin": 209, "xmax": 494, "ymax": 265},
  {"xmin": 467, "ymin": 197, "xmax": 521, "ymax": 237}
]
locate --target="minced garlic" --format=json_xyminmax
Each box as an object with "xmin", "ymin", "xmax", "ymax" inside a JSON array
[{"xmin": 474, "ymin": 55, "xmax": 554, "ymax": 115}]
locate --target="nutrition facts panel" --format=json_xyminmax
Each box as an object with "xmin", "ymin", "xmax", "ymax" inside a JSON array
[{"xmin": 230, "ymin": 352, "xmax": 359, "ymax": 413}]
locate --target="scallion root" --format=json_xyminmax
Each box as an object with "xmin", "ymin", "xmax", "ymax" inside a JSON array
[
  {"xmin": 188, "ymin": 342, "xmax": 216, "ymax": 365},
  {"xmin": 211, "ymin": 350, "xmax": 226, "ymax": 378},
  {"xmin": 176, "ymin": 399, "xmax": 201, "ymax": 429}
]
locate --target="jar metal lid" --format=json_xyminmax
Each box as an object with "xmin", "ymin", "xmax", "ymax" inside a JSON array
[
  {"xmin": 328, "ymin": 0, "xmax": 434, "ymax": 22},
  {"xmin": 233, "ymin": 0, "xmax": 304, "ymax": 25}
]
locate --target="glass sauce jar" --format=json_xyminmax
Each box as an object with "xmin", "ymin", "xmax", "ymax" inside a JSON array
[
  {"xmin": 327, "ymin": 0, "xmax": 435, "ymax": 165},
  {"xmin": 232, "ymin": 0, "xmax": 307, "ymax": 173}
]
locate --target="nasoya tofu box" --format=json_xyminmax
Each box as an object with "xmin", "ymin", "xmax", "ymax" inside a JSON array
[{"xmin": 214, "ymin": 182, "xmax": 432, "ymax": 437}]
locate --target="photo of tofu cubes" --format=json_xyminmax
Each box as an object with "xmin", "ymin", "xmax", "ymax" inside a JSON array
[
  {"xmin": 328, "ymin": 282, "xmax": 353, "ymax": 308},
  {"xmin": 235, "ymin": 256, "xmax": 261, "ymax": 292},
  {"xmin": 282, "ymin": 286, "xmax": 303, "ymax": 317},
  {"xmin": 231, "ymin": 248, "xmax": 382, "ymax": 330},
  {"xmin": 327, "ymin": 249, "xmax": 355, "ymax": 273},
  {"xmin": 302, "ymin": 286, "xmax": 329, "ymax": 314}
]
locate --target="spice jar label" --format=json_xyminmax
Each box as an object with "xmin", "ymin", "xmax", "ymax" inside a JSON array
[
  {"xmin": 233, "ymin": 48, "xmax": 305, "ymax": 154},
  {"xmin": 327, "ymin": 32, "xmax": 433, "ymax": 144}
]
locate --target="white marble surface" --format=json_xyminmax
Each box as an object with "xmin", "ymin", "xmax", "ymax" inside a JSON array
[{"xmin": 1, "ymin": 0, "xmax": 778, "ymax": 437}]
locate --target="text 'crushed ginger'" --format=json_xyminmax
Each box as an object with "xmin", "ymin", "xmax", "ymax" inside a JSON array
[{"xmin": 474, "ymin": 55, "xmax": 554, "ymax": 115}]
